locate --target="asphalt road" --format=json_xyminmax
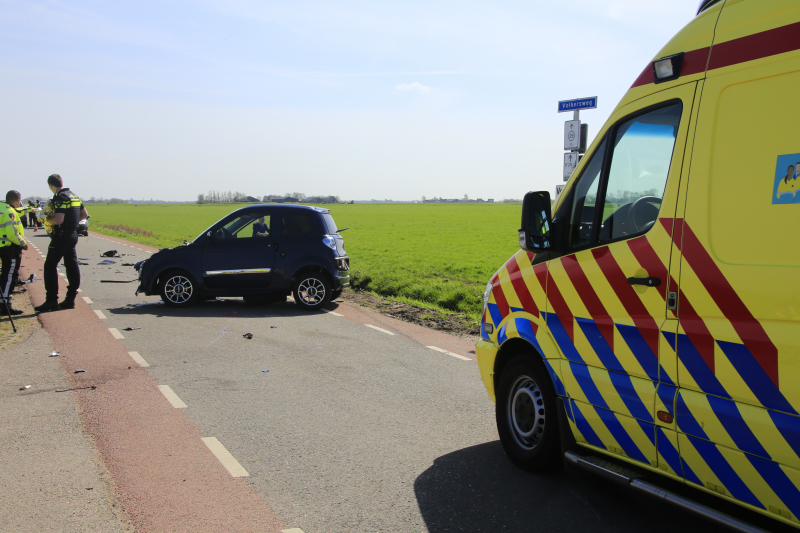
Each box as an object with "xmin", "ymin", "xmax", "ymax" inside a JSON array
[{"xmin": 27, "ymin": 232, "xmax": 793, "ymax": 533}]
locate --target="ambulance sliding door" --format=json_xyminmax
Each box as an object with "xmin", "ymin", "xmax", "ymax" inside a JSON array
[
  {"xmin": 674, "ymin": 1, "xmax": 800, "ymax": 523},
  {"xmin": 553, "ymin": 81, "xmax": 698, "ymax": 470}
]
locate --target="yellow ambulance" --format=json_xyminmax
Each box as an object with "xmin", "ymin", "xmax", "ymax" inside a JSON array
[{"xmin": 477, "ymin": 0, "xmax": 800, "ymax": 528}]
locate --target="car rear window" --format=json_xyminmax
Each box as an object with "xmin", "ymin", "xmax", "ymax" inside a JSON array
[
  {"xmin": 281, "ymin": 211, "xmax": 315, "ymax": 237},
  {"xmin": 322, "ymin": 213, "xmax": 338, "ymax": 234}
]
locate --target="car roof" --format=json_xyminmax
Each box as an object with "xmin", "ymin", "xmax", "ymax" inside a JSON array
[{"xmin": 231, "ymin": 204, "xmax": 331, "ymax": 215}]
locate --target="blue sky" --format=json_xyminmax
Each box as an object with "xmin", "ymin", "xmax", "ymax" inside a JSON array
[{"xmin": 1, "ymin": 0, "xmax": 700, "ymax": 201}]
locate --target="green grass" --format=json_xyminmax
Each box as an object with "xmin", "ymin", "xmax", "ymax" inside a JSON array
[{"xmin": 86, "ymin": 202, "xmax": 522, "ymax": 317}]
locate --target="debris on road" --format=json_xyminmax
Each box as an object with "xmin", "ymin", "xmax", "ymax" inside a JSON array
[
  {"xmin": 98, "ymin": 260, "xmax": 116, "ymax": 265},
  {"xmin": 79, "ymin": 262, "xmax": 89, "ymax": 265},
  {"xmin": 49, "ymin": 351, "xmax": 60, "ymax": 357},
  {"xmin": 100, "ymin": 280, "xmax": 137, "ymax": 283},
  {"xmin": 56, "ymin": 385, "xmax": 97, "ymax": 392},
  {"xmin": 21, "ymin": 273, "xmax": 37, "ymax": 284},
  {"xmin": 262, "ymin": 369, "xmax": 269, "ymax": 372},
  {"xmin": 270, "ymin": 326, "xmax": 277, "ymax": 329},
  {"xmin": 101, "ymin": 250, "xmax": 120, "ymax": 257},
  {"xmin": 74, "ymin": 369, "xmax": 87, "ymax": 374},
  {"xmin": 79, "ymin": 257, "xmax": 90, "ymax": 260},
  {"xmin": 122, "ymin": 327, "xmax": 140, "ymax": 331},
  {"xmin": 122, "ymin": 263, "xmax": 135, "ymax": 266},
  {"xmin": 19, "ymin": 385, "xmax": 30, "ymax": 390},
  {"xmin": 242, "ymin": 333, "xmax": 253, "ymax": 339}
]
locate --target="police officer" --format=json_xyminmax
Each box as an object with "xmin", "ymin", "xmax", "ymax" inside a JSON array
[
  {"xmin": 34, "ymin": 174, "xmax": 88, "ymax": 312},
  {"xmin": 0, "ymin": 190, "xmax": 29, "ymax": 315},
  {"xmin": 10, "ymin": 198, "xmax": 34, "ymax": 287}
]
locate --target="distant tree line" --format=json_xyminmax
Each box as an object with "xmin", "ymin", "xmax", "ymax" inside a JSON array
[{"xmin": 197, "ymin": 191, "xmax": 343, "ymax": 204}]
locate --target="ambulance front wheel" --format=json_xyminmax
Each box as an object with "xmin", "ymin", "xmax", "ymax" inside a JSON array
[{"xmin": 495, "ymin": 355, "xmax": 561, "ymax": 472}]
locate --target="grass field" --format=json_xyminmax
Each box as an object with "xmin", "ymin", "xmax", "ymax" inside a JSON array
[{"xmin": 86, "ymin": 203, "xmax": 522, "ymax": 318}]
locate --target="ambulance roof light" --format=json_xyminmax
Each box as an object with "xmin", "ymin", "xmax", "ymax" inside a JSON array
[{"xmin": 652, "ymin": 52, "xmax": 684, "ymax": 84}]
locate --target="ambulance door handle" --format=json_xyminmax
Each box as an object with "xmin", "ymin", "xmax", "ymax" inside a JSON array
[{"xmin": 627, "ymin": 277, "xmax": 661, "ymax": 287}]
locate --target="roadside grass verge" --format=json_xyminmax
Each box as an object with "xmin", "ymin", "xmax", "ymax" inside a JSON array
[{"xmin": 86, "ymin": 203, "xmax": 521, "ymax": 318}]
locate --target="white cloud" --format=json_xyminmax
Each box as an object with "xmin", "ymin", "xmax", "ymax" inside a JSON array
[{"xmin": 395, "ymin": 82, "xmax": 431, "ymax": 93}]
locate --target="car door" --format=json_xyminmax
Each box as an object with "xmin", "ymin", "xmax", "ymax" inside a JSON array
[
  {"xmin": 554, "ymin": 82, "xmax": 698, "ymax": 470},
  {"xmin": 201, "ymin": 210, "xmax": 275, "ymax": 291}
]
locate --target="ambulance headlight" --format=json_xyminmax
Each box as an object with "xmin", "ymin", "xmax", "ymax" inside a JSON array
[
  {"xmin": 653, "ymin": 52, "xmax": 684, "ymax": 84},
  {"xmin": 482, "ymin": 281, "xmax": 493, "ymax": 311}
]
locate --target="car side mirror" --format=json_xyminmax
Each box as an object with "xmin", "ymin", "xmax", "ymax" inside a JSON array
[
  {"xmin": 519, "ymin": 191, "xmax": 556, "ymax": 252},
  {"xmin": 206, "ymin": 231, "xmax": 214, "ymax": 241}
]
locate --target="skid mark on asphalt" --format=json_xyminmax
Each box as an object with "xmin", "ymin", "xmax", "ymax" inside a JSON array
[
  {"xmin": 201, "ymin": 437, "xmax": 249, "ymax": 477},
  {"xmin": 158, "ymin": 385, "xmax": 187, "ymax": 408},
  {"xmin": 426, "ymin": 345, "xmax": 471, "ymax": 361},
  {"xmin": 108, "ymin": 327, "xmax": 124, "ymax": 340},
  {"xmin": 128, "ymin": 351, "xmax": 150, "ymax": 367},
  {"xmin": 365, "ymin": 324, "xmax": 395, "ymax": 335},
  {"xmin": 94, "ymin": 309, "xmax": 107, "ymax": 319}
]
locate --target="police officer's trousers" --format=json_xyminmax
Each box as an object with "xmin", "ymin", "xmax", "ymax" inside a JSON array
[
  {"xmin": 0, "ymin": 245, "xmax": 22, "ymax": 303},
  {"xmin": 44, "ymin": 233, "xmax": 80, "ymax": 302}
]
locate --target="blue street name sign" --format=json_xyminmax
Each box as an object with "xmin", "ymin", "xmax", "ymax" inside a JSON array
[{"xmin": 558, "ymin": 97, "xmax": 598, "ymax": 113}]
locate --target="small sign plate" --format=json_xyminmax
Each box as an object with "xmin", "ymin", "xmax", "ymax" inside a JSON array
[
  {"xmin": 564, "ymin": 152, "xmax": 579, "ymax": 180},
  {"xmin": 564, "ymin": 120, "xmax": 581, "ymax": 150},
  {"xmin": 558, "ymin": 97, "xmax": 598, "ymax": 113},
  {"xmin": 555, "ymin": 184, "xmax": 565, "ymax": 199}
]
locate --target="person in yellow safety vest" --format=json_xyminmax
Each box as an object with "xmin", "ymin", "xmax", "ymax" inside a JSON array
[
  {"xmin": 10, "ymin": 198, "xmax": 34, "ymax": 287},
  {"xmin": 0, "ymin": 190, "xmax": 29, "ymax": 315},
  {"xmin": 34, "ymin": 174, "xmax": 88, "ymax": 312}
]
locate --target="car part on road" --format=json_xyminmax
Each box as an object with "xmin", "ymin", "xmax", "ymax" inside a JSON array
[
  {"xmin": 98, "ymin": 260, "xmax": 116, "ymax": 265},
  {"xmin": 122, "ymin": 327, "xmax": 140, "ymax": 331},
  {"xmin": 293, "ymin": 273, "xmax": 331, "ymax": 311},
  {"xmin": 564, "ymin": 452, "xmax": 768, "ymax": 533},
  {"xmin": 495, "ymin": 354, "xmax": 560, "ymax": 473},
  {"xmin": 101, "ymin": 250, "xmax": 119, "ymax": 257},
  {"xmin": 243, "ymin": 333, "xmax": 253, "ymax": 339},
  {"xmin": 49, "ymin": 351, "xmax": 60, "ymax": 357},
  {"xmin": 74, "ymin": 369, "xmax": 87, "ymax": 374},
  {"xmin": 19, "ymin": 385, "xmax": 30, "ymax": 390},
  {"xmin": 160, "ymin": 271, "xmax": 198, "ymax": 307}
]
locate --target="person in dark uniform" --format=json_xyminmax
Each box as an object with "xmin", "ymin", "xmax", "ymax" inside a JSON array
[
  {"xmin": 0, "ymin": 190, "xmax": 29, "ymax": 315},
  {"xmin": 34, "ymin": 174, "xmax": 88, "ymax": 312}
]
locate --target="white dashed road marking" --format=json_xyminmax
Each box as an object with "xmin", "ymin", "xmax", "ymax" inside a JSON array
[
  {"xmin": 201, "ymin": 437, "xmax": 249, "ymax": 477},
  {"xmin": 157, "ymin": 385, "xmax": 187, "ymax": 408},
  {"xmin": 128, "ymin": 351, "xmax": 150, "ymax": 367},
  {"xmin": 94, "ymin": 309, "xmax": 107, "ymax": 319},
  {"xmin": 365, "ymin": 324, "xmax": 395, "ymax": 336},
  {"xmin": 82, "ymin": 296, "xmax": 92, "ymax": 304},
  {"xmin": 282, "ymin": 529, "xmax": 306, "ymax": 533},
  {"xmin": 108, "ymin": 328, "xmax": 124, "ymax": 340},
  {"xmin": 426, "ymin": 345, "xmax": 471, "ymax": 361},
  {"xmin": 323, "ymin": 309, "xmax": 344, "ymax": 316}
]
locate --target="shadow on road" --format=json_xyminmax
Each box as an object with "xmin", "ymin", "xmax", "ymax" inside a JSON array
[
  {"xmin": 105, "ymin": 298, "xmax": 339, "ymax": 320},
  {"xmin": 414, "ymin": 441, "xmax": 793, "ymax": 533}
]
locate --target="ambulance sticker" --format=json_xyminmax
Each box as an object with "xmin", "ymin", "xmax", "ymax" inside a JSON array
[{"xmin": 773, "ymin": 153, "xmax": 800, "ymax": 204}]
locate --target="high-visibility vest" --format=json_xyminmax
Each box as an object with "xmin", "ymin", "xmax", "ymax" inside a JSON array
[{"xmin": 0, "ymin": 202, "xmax": 26, "ymax": 248}]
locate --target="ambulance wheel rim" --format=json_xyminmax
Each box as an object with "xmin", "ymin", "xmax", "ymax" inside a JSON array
[
  {"xmin": 164, "ymin": 275, "xmax": 193, "ymax": 304},
  {"xmin": 507, "ymin": 375, "xmax": 545, "ymax": 450}
]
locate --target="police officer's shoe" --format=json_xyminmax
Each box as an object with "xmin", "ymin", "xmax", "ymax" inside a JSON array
[
  {"xmin": 34, "ymin": 300, "xmax": 60, "ymax": 313},
  {"xmin": 58, "ymin": 298, "xmax": 76, "ymax": 309}
]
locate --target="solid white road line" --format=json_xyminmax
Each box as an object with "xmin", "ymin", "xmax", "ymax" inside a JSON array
[
  {"xmin": 201, "ymin": 437, "xmax": 249, "ymax": 477},
  {"xmin": 128, "ymin": 351, "xmax": 150, "ymax": 367},
  {"xmin": 322, "ymin": 309, "xmax": 344, "ymax": 316},
  {"xmin": 426, "ymin": 345, "xmax": 471, "ymax": 361},
  {"xmin": 82, "ymin": 296, "xmax": 92, "ymax": 304},
  {"xmin": 94, "ymin": 309, "xmax": 107, "ymax": 319},
  {"xmin": 157, "ymin": 385, "xmax": 187, "ymax": 408},
  {"xmin": 108, "ymin": 328, "xmax": 124, "ymax": 340},
  {"xmin": 365, "ymin": 324, "xmax": 395, "ymax": 335}
]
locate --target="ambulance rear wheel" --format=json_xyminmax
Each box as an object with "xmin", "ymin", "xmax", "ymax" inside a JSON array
[{"xmin": 496, "ymin": 355, "xmax": 560, "ymax": 472}]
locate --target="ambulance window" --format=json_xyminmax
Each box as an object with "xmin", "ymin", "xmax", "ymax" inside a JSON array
[
  {"xmin": 568, "ymin": 138, "xmax": 607, "ymax": 249},
  {"xmin": 598, "ymin": 103, "xmax": 681, "ymax": 242}
]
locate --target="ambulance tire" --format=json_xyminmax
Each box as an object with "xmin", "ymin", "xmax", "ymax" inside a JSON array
[{"xmin": 496, "ymin": 355, "xmax": 561, "ymax": 472}]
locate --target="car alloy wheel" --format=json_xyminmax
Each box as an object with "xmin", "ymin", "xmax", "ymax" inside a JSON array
[
  {"xmin": 163, "ymin": 275, "xmax": 194, "ymax": 305},
  {"xmin": 297, "ymin": 277, "xmax": 326, "ymax": 306}
]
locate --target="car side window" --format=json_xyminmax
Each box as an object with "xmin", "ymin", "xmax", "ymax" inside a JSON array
[
  {"xmin": 598, "ymin": 103, "xmax": 681, "ymax": 242},
  {"xmin": 281, "ymin": 211, "xmax": 314, "ymax": 238},
  {"xmin": 216, "ymin": 212, "xmax": 271, "ymax": 239},
  {"xmin": 567, "ymin": 138, "xmax": 606, "ymax": 249}
]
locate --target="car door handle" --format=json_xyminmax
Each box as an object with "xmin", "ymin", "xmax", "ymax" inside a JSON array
[{"xmin": 627, "ymin": 277, "xmax": 661, "ymax": 287}]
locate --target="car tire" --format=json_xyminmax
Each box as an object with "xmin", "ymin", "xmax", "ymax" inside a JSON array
[
  {"xmin": 293, "ymin": 273, "xmax": 331, "ymax": 311},
  {"xmin": 495, "ymin": 354, "xmax": 561, "ymax": 472},
  {"xmin": 159, "ymin": 270, "xmax": 199, "ymax": 307},
  {"xmin": 331, "ymin": 288, "xmax": 343, "ymax": 300}
]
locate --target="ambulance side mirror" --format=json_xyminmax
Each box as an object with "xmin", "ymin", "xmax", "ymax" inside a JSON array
[{"xmin": 519, "ymin": 191, "xmax": 556, "ymax": 253}]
